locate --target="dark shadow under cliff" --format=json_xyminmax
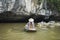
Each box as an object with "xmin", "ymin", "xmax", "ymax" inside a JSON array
[{"xmin": 0, "ymin": 11, "xmax": 60, "ymax": 23}]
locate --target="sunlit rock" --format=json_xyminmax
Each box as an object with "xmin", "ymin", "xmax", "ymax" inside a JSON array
[
  {"xmin": 37, "ymin": 21, "xmax": 56, "ymax": 29},
  {"xmin": 55, "ymin": 22, "xmax": 60, "ymax": 27},
  {"xmin": 37, "ymin": 21, "xmax": 48, "ymax": 29},
  {"xmin": 47, "ymin": 21, "xmax": 55, "ymax": 28}
]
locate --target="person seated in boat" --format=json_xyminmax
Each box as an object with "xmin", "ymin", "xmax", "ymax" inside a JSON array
[
  {"xmin": 28, "ymin": 18, "xmax": 35, "ymax": 29},
  {"xmin": 25, "ymin": 18, "xmax": 36, "ymax": 31}
]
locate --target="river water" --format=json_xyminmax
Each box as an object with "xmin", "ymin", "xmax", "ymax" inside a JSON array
[{"xmin": 0, "ymin": 23, "xmax": 60, "ymax": 40}]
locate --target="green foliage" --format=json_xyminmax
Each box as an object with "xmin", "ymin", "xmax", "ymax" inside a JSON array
[
  {"xmin": 38, "ymin": 0, "xmax": 60, "ymax": 12},
  {"xmin": 38, "ymin": 0, "xmax": 41, "ymax": 4}
]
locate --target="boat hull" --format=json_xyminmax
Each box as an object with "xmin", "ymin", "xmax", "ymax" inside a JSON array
[{"xmin": 24, "ymin": 28, "xmax": 36, "ymax": 32}]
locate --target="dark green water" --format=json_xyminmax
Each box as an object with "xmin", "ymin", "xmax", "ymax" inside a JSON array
[{"xmin": 0, "ymin": 23, "xmax": 60, "ymax": 40}]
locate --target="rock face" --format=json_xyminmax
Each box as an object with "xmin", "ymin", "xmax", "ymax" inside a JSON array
[
  {"xmin": 0, "ymin": 0, "xmax": 36, "ymax": 15},
  {"xmin": 36, "ymin": 0, "xmax": 52, "ymax": 16},
  {"xmin": 0, "ymin": 0, "xmax": 52, "ymax": 16}
]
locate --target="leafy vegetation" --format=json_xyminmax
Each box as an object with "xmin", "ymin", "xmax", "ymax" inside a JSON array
[{"xmin": 38, "ymin": 0, "xmax": 60, "ymax": 13}]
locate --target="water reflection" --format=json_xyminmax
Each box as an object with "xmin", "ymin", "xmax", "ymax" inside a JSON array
[{"xmin": 0, "ymin": 23, "xmax": 60, "ymax": 40}]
